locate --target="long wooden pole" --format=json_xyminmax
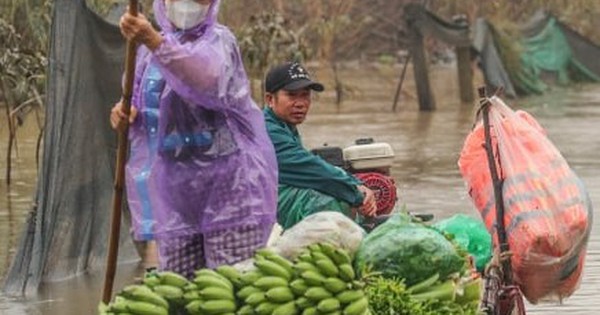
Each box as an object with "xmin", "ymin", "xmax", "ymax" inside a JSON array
[
  {"xmin": 406, "ymin": 9, "xmax": 435, "ymax": 111},
  {"xmin": 478, "ymin": 87, "xmax": 513, "ymax": 285},
  {"xmin": 1, "ymin": 77, "xmax": 16, "ymax": 185},
  {"xmin": 453, "ymin": 15, "xmax": 473, "ymax": 104},
  {"xmin": 102, "ymin": 0, "xmax": 139, "ymax": 304},
  {"xmin": 391, "ymin": 54, "xmax": 411, "ymax": 112},
  {"xmin": 456, "ymin": 44, "xmax": 473, "ymax": 103}
]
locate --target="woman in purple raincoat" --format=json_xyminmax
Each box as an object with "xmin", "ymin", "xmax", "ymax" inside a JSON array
[{"xmin": 110, "ymin": 0, "xmax": 277, "ymax": 277}]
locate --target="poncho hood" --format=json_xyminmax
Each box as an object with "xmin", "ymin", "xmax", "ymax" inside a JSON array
[{"xmin": 153, "ymin": 0, "xmax": 221, "ymax": 35}]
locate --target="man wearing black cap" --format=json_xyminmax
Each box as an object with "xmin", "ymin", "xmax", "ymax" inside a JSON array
[{"xmin": 263, "ymin": 62, "xmax": 377, "ymax": 230}]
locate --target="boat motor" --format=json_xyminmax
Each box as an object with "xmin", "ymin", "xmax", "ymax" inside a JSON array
[{"xmin": 311, "ymin": 138, "xmax": 397, "ymax": 216}]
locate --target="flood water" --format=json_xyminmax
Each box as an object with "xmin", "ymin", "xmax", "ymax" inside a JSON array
[{"xmin": 0, "ymin": 68, "xmax": 599, "ymax": 314}]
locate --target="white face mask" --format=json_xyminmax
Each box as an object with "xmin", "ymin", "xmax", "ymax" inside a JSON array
[{"xmin": 165, "ymin": 0, "xmax": 209, "ymax": 30}]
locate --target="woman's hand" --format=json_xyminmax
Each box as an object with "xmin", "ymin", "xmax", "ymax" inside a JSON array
[
  {"xmin": 357, "ymin": 185, "xmax": 377, "ymax": 217},
  {"xmin": 110, "ymin": 101, "xmax": 138, "ymax": 132},
  {"xmin": 119, "ymin": 10, "xmax": 163, "ymax": 50}
]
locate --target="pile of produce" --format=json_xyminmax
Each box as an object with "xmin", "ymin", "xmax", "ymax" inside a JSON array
[
  {"xmin": 99, "ymin": 242, "xmax": 367, "ymax": 315},
  {"xmin": 183, "ymin": 267, "xmax": 239, "ymax": 314},
  {"xmin": 99, "ymin": 270, "xmax": 190, "ymax": 315},
  {"xmin": 355, "ymin": 213, "xmax": 467, "ymax": 286},
  {"xmin": 236, "ymin": 244, "xmax": 368, "ymax": 315},
  {"xmin": 364, "ymin": 274, "xmax": 481, "ymax": 315},
  {"xmin": 99, "ymin": 212, "xmax": 484, "ymax": 315},
  {"xmin": 355, "ymin": 213, "xmax": 481, "ymax": 314}
]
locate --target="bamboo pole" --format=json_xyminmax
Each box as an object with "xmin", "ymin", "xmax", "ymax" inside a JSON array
[
  {"xmin": 102, "ymin": 0, "xmax": 139, "ymax": 304},
  {"xmin": 478, "ymin": 87, "xmax": 513, "ymax": 284}
]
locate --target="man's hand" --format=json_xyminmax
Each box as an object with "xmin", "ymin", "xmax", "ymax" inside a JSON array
[
  {"xmin": 357, "ymin": 185, "xmax": 377, "ymax": 217},
  {"xmin": 119, "ymin": 10, "xmax": 163, "ymax": 50},
  {"xmin": 110, "ymin": 101, "xmax": 138, "ymax": 132}
]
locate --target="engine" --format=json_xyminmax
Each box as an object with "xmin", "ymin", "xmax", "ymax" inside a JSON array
[{"xmin": 311, "ymin": 138, "xmax": 397, "ymax": 215}]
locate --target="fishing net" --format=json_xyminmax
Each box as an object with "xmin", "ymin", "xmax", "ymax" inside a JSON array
[
  {"xmin": 2, "ymin": 0, "xmax": 138, "ymax": 296},
  {"xmin": 473, "ymin": 10, "xmax": 600, "ymax": 98},
  {"xmin": 403, "ymin": 6, "xmax": 600, "ymax": 99}
]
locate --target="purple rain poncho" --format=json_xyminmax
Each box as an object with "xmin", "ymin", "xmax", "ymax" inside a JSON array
[{"xmin": 125, "ymin": 0, "xmax": 277, "ymax": 251}]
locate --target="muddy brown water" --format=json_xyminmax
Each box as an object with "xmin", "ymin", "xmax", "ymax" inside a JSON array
[{"xmin": 0, "ymin": 68, "xmax": 598, "ymax": 314}]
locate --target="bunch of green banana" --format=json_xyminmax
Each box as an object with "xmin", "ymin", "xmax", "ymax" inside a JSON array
[
  {"xmin": 141, "ymin": 269, "xmax": 161, "ymax": 289},
  {"xmin": 292, "ymin": 243, "xmax": 369, "ymax": 315},
  {"xmin": 184, "ymin": 267, "xmax": 238, "ymax": 315},
  {"xmin": 236, "ymin": 248, "xmax": 299, "ymax": 315},
  {"xmin": 100, "ymin": 284, "xmax": 170, "ymax": 315},
  {"xmin": 147, "ymin": 271, "xmax": 190, "ymax": 307}
]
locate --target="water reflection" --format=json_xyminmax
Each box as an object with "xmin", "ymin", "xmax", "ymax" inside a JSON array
[
  {"xmin": 0, "ymin": 120, "xmax": 40, "ymax": 280},
  {"xmin": 2, "ymin": 187, "xmax": 14, "ymax": 279}
]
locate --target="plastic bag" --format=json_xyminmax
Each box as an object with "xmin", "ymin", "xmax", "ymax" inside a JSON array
[
  {"xmin": 270, "ymin": 211, "xmax": 365, "ymax": 260},
  {"xmin": 458, "ymin": 96, "xmax": 592, "ymax": 303},
  {"xmin": 277, "ymin": 185, "xmax": 352, "ymax": 230},
  {"xmin": 434, "ymin": 214, "xmax": 492, "ymax": 272},
  {"xmin": 355, "ymin": 213, "xmax": 466, "ymax": 286},
  {"xmin": 266, "ymin": 223, "xmax": 284, "ymax": 247}
]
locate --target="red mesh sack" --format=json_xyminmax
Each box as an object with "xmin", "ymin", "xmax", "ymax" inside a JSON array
[{"xmin": 458, "ymin": 96, "xmax": 592, "ymax": 304}]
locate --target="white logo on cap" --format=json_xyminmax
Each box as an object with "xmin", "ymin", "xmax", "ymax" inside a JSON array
[{"xmin": 288, "ymin": 63, "xmax": 310, "ymax": 80}]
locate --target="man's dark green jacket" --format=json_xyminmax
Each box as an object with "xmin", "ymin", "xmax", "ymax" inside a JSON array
[{"xmin": 263, "ymin": 107, "xmax": 364, "ymax": 206}]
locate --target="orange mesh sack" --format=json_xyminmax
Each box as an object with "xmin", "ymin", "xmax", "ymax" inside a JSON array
[{"xmin": 458, "ymin": 96, "xmax": 592, "ymax": 304}]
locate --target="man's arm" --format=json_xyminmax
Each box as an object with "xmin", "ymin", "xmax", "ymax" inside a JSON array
[{"xmin": 268, "ymin": 121, "xmax": 364, "ymax": 206}]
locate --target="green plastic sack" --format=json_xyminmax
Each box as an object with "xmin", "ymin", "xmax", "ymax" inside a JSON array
[
  {"xmin": 355, "ymin": 213, "xmax": 467, "ymax": 286},
  {"xmin": 433, "ymin": 214, "xmax": 492, "ymax": 272}
]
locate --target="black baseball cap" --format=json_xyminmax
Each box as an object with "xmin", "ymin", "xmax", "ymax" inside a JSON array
[{"xmin": 265, "ymin": 62, "xmax": 325, "ymax": 93}]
